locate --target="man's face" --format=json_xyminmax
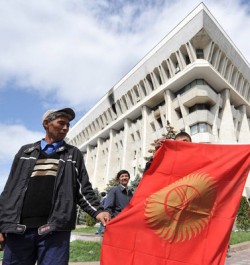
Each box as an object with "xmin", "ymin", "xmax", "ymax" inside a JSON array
[
  {"xmin": 44, "ymin": 116, "xmax": 70, "ymax": 142},
  {"xmin": 118, "ymin": 173, "xmax": 130, "ymax": 187},
  {"xmin": 175, "ymin": 136, "xmax": 191, "ymax": 142}
]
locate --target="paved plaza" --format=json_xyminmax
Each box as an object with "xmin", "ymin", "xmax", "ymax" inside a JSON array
[{"xmin": 225, "ymin": 248, "xmax": 250, "ymax": 265}]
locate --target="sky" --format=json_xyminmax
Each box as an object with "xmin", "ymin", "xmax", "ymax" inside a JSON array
[{"xmin": 0, "ymin": 0, "xmax": 250, "ymax": 191}]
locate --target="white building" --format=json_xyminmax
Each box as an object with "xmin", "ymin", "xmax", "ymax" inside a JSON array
[{"xmin": 67, "ymin": 3, "xmax": 250, "ymax": 192}]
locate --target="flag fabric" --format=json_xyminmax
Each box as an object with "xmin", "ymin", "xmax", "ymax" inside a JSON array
[{"xmin": 101, "ymin": 141, "xmax": 250, "ymax": 265}]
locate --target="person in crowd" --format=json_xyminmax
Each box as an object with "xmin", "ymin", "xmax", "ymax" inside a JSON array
[
  {"xmin": 104, "ymin": 170, "xmax": 133, "ymax": 218},
  {"xmin": 96, "ymin": 191, "xmax": 107, "ymax": 235},
  {"xmin": 0, "ymin": 108, "xmax": 110, "ymax": 265},
  {"xmin": 154, "ymin": 131, "xmax": 192, "ymax": 150},
  {"xmin": 144, "ymin": 131, "xmax": 192, "ymax": 172}
]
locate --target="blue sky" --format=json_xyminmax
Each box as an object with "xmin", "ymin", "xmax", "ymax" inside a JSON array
[{"xmin": 0, "ymin": 0, "xmax": 250, "ymax": 191}]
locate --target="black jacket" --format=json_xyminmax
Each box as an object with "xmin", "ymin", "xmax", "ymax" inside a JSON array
[
  {"xmin": 104, "ymin": 185, "xmax": 133, "ymax": 218},
  {"xmin": 0, "ymin": 141, "xmax": 103, "ymax": 235}
]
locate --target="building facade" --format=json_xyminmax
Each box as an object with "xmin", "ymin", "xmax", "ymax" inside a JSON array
[{"xmin": 67, "ymin": 3, "xmax": 250, "ymax": 192}]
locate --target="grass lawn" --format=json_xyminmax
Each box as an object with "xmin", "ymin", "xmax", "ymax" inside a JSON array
[
  {"xmin": 68, "ymin": 229, "xmax": 250, "ymax": 262},
  {"xmin": 1, "ymin": 230, "xmax": 250, "ymax": 262},
  {"xmin": 73, "ymin": 226, "xmax": 250, "ymax": 245},
  {"xmin": 70, "ymin": 240, "xmax": 101, "ymax": 262},
  {"xmin": 74, "ymin": 226, "xmax": 97, "ymax": 234},
  {"xmin": 68, "ymin": 231, "xmax": 250, "ymax": 262},
  {"xmin": 230, "ymin": 231, "xmax": 250, "ymax": 245},
  {"xmin": 70, "ymin": 226, "xmax": 100, "ymax": 262},
  {"xmin": 0, "ymin": 241, "xmax": 101, "ymax": 262}
]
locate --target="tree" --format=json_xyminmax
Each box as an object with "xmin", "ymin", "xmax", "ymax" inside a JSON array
[
  {"xmin": 129, "ymin": 174, "xmax": 142, "ymax": 193},
  {"xmin": 85, "ymin": 213, "xmax": 97, "ymax": 227},
  {"xmin": 75, "ymin": 187, "xmax": 101, "ymax": 226},
  {"xmin": 75, "ymin": 205, "xmax": 85, "ymax": 225},
  {"xmin": 105, "ymin": 177, "xmax": 119, "ymax": 193},
  {"xmin": 93, "ymin": 187, "xmax": 101, "ymax": 201},
  {"xmin": 162, "ymin": 120, "xmax": 177, "ymax": 140},
  {"xmin": 144, "ymin": 120, "xmax": 177, "ymax": 165},
  {"xmin": 236, "ymin": 196, "xmax": 250, "ymax": 231}
]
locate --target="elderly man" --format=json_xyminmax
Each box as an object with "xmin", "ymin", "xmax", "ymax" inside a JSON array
[{"xmin": 0, "ymin": 108, "xmax": 110, "ymax": 265}]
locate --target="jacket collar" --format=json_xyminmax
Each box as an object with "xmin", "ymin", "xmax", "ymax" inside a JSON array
[
  {"xmin": 118, "ymin": 184, "xmax": 130, "ymax": 191},
  {"xmin": 24, "ymin": 141, "xmax": 69, "ymax": 154}
]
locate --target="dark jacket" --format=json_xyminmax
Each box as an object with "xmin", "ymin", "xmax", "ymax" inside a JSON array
[
  {"xmin": 0, "ymin": 141, "xmax": 103, "ymax": 235},
  {"xmin": 104, "ymin": 185, "xmax": 133, "ymax": 218}
]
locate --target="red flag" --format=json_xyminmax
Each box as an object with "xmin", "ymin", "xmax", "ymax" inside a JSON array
[{"xmin": 101, "ymin": 141, "xmax": 250, "ymax": 265}]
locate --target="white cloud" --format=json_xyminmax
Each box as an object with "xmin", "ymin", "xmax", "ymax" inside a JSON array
[
  {"xmin": 0, "ymin": 168, "xmax": 9, "ymax": 193},
  {"xmin": 0, "ymin": 124, "xmax": 44, "ymax": 191},
  {"xmin": 0, "ymin": 124, "xmax": 44, "ymax": 161},
  {"xmin": 0, "ymin": 0, "xmax": 249, "ymax": 111},
  {"xmin": 0, "ymin": 0, "xmax": 249, "ymax": 191}
]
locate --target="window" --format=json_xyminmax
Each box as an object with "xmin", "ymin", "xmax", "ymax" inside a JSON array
[
  {"xmin": 197, "ymin": 79, "xmax": 204, "ymax": 85},
  {"xmin": 175, "ymin": 109, "xmax": 183, "ymax": 119},
  {"xmin": 196, "ymin": 49, "xmax": 204, "ymax": 59},
  {"xmin": 154, "ymin": 68, "xmax": 162, "ymax": 85},
  {"xmin": 133, "ymin": 85, "xmax": 139, "ymax": 98},
  {"xmin": 156, "ymin": 117, "xmax": 163, "ymax": 128},
  {"xmin": 128, "ymin": 91, "xmax": 134, "ymax": 105},
  {"xmin": 151, "ymin": 122, "xmax": 156, "ymax": 132},
  {"xmin": 190, "ymin": 123, "xmax": 212, "ymax": 135},
  {"xmin": 190, "ymin": 124, "xmax": 198, "ymax": 135},
  {"xmin": 185, "ymin": 55, "xmax": 191, "ymax": 65},
  {"xmin": 175, "ymin": 63, "xmax": 180, "ymax": 74},
  {"xmin": 136, "ymin": 131, "xmax": 141, "ymax": 139},
  {"xmin": 199, "ymin": 123, "xmax": 207, "ymax": 133},
  {"xmin": 140, "ymin": 81, "xmax": 147, "ymax": 96},
  {"xmin": 146, "ymin": 74, "xmax": 154, "ymax": 90},
  {"xmin": 161, "ymin": 61, "xmax": 170, "ymax": 79},
  {"xmin": 189, "ymin": 104, "xmax": 210, "ymax": 113}
]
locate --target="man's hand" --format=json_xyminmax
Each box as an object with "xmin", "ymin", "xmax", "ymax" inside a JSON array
[
  {"xmin": 0, "ymin": 233, "xmax": 5, "ymax": 251},
  {"xmin": 96, "ymin": 211, "xmax": 111, "ymax": 226},
  {"xmin": 0, "ymin": 233, "xmax": 4, "ymax": 243},
  {"xmin": 154, "ymin": 138, "xmax": 167, "ymax": 152}
]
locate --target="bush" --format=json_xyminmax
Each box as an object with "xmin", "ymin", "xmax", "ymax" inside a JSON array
[
  {"xmin": 105, "ymin": 177, "xmax": 119, "ymax": 193},
  {"xmin": 236, "ymin": 196, "xmax": 250, "ymax": 231},
  {"xmin": 85, "ymin": 213, "xmax": 97, "ymax": 227},
  {"xmin": 76, "ymin": 206, "xmax": 86, "ymax": 225},
  {"xmin": 129, "ymin": 174, "xmax": 141, "ymax": 193}
]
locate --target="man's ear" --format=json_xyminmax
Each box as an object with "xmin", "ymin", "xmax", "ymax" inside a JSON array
[{"xmin": 43, "ymin": 120, "xmax": 49, "ymax": 129}]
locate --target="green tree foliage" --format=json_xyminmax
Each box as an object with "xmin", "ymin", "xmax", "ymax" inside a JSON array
[
  {"xmin": 75, "ymin": 205, "xmax": 85, "ymax": 225},
  {"xmin": 161, "ymin": 120, "xmax": 177, "ymax": 140},
  {"xmin": 144, "ymin": 120, "xmax": 177, "ymax": 165},
  {"xmin": 83, "ymin": 188, "xmax": 100, "ymax": 226},
  {"xmin": 93, "ymin": 187, "xmax": 101, "ymax": 201},
  {"xmin": 236, "ymin": 196, "xmax": 250, "ymax": 231},
  {"xmin": 85, "ymin": 213, "xmax": 97, "ymax": 227},
  {"xmin": 75, "ymin": 188, "xmax": 101, "ymax": 226},
  {"xmin": 129, "ymin": 174, "xmax": 142, "ymax": 193},
  {"xmin": 105, "ymin": 177, "xmax": 119, "ymax": 193}
]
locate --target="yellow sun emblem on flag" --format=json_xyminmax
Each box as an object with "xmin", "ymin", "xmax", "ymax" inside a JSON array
[{"xmin": 144, "ymin": 172, "xmax": 217, "ymax": 243}]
